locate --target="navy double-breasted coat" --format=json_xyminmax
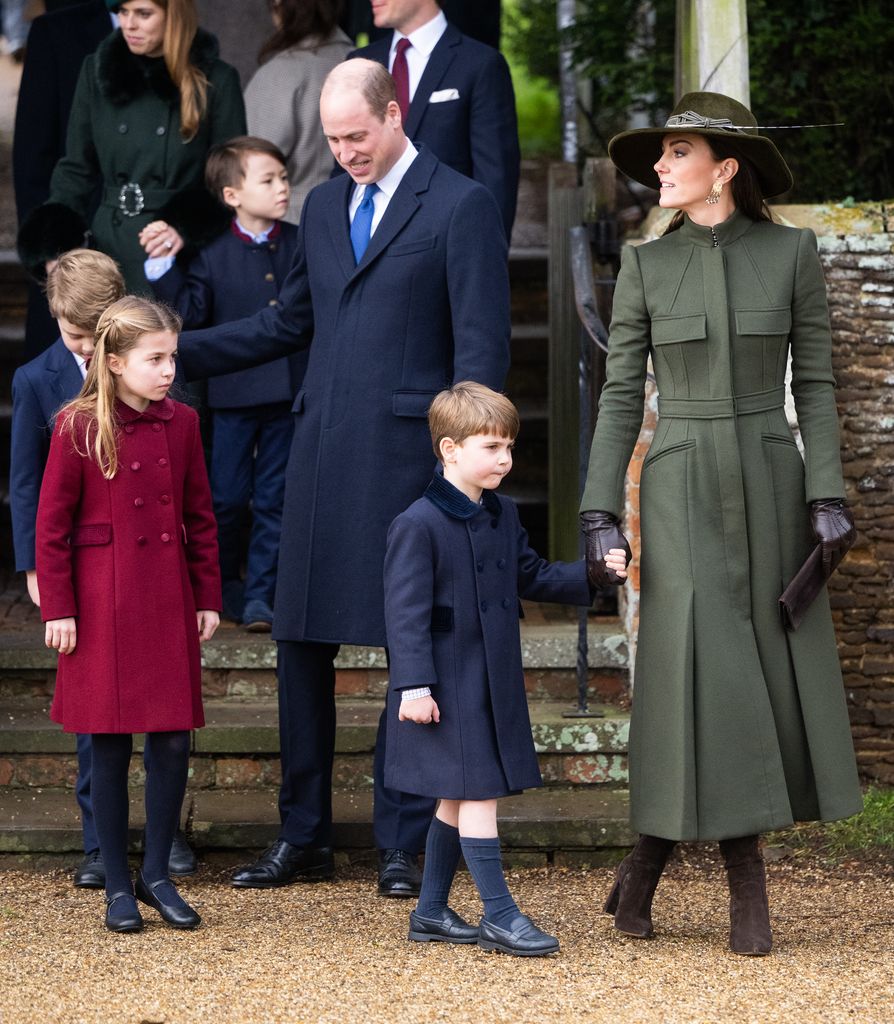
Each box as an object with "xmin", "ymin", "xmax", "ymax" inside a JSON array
[
  {"xmin": 383, "ymin": 474, "xmax": 592, "ymax": 799},
  {"xmin": 36, "ymin": 398, "xmax": 221, "ymax": 734},
  {"xmin": 177, "ymin": 147, "xmax": 510, "ymax": 647}
]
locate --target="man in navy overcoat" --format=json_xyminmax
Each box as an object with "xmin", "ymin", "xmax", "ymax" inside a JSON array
[
  {"xmin": 176, "ymin": 59, "xmax": 510, "ymax": 896},
  {"xmin": 349, "ymin": 0, "xmax": 519, "ymax": 239}
]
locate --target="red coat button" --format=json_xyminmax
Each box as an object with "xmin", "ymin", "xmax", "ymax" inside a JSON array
[
  {"xmin": 137, "ymin": 536, "xmax": 147, "ymax": 546},
  {"xmin": 152, "ymin": 423, "xmax": 162, "ymax": 432},
  {"xmin": 134, "ymin": 498, "xmax": 144, "ymax": 508},
  {"xmin": 131, "ymin": 461, "xmax": 141, "ymax": 471},
  {"xmin": 158, "ymin": 458, "xmax": 168, "ymax": 467},
  {"xmin": 124, "ymin": 425, "xmax": 135, "ymax": 434},
  {"xmin": 161, "ymin": 533, "xmax": 171, "ymax": 543},
  {"xmin": 160, "ymin": 494, "xmax": 170, "ymax": 504}
]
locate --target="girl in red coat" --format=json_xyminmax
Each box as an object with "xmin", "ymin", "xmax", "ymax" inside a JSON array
[{"xmin": 36, "ymin": 296, "xmax": 221, "ymax": 933}]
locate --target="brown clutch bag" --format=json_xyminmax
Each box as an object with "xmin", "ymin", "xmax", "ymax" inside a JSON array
[{"xmin": 779, "ymin": 545, "xmax": 841, "ymax": 632}]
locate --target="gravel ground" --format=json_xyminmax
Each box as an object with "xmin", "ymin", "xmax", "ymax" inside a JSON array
[{"xmin": 1, "ymin": 850, "xmax": 892, "ymax": 1024}]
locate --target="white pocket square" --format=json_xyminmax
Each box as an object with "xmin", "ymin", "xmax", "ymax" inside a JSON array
[{"xmin": 429, "ymin": 88, "xmax": 460, "ymax": 103}]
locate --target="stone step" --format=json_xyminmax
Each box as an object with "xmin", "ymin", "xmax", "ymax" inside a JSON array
[{"xmin": 0, "ymin": 786, "xmax": 633, "ymax": 857}]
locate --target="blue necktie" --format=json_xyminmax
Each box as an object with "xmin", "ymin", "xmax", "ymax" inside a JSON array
[{"xmin": 350, "ymin": 183, "xmax": 379, "ymax": 264}]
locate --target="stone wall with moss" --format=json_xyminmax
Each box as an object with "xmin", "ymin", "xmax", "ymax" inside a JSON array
[{"xmin": 621, "ymin": 202, "xmax": 894, "ymax": 783}]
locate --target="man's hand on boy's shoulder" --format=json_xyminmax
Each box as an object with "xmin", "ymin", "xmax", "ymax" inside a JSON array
[{"xmin": 398, "ymin": 695, "xmax": 440, "ymax": 725}]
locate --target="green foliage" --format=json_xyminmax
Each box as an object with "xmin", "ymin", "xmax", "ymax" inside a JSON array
[
  {"xmin": 771, "ymin": 787, "xmax": 894, "ymax": 860},
  {"xmin": 502, "ymin": 0, "xmax": 561, "ymax": 156},
  {"xmin": 505, "ymin": 0, "xmax": 893, "ymax": 200}
]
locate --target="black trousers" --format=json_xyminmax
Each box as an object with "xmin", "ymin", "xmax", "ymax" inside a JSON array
[{"xmin": 276, "ymin": 639, "xmax": 434, "ymax": 852}]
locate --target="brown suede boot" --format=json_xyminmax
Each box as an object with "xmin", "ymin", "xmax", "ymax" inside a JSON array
[
  {"xmin": 719, "ymin": 835, "xmax": 772, "ymax": 956},
  {"xmin": 603, "ymin": 834, "xmax": 676, "ymax": 938}
]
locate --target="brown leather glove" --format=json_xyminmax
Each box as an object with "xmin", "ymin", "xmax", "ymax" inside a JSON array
[
  {"xmin": 580, "ymin": 510, "xmax": 632, "ymax": 588},
  {"xmin": 809, "ymin": 498, "xmax": 856, "ymax": 578}
]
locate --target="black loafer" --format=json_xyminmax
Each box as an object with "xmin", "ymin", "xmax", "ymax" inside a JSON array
[
  {"xmin": 73, "ymin": 850, "xmax": 106, "ymax": 889},
  {"xmin": 231, "ymin": 839, "xmax": 335, "ymax": 888},
  {"xmin": 105, "ymin": 890, "xmax": 143, "ymax": 933},
  {"xmin": 377, "ymin": 849, "xmax": 422, "ymax": 898},
  {"xmin": 408, "ymin": 907, "xmax": 479, "ymax": 944},
  {"xmin": 135, "ymin": 872, "xmax": 201, "ymax": 929},
  {"xmin": 168, "ymin": 830, "xmax": 198, "ymax": 877},
  {"xmin": 477, "ymin": 914, "xmax": 560, "ymax": 957}
]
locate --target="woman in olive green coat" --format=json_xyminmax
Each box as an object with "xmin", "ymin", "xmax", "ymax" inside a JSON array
[
  {"xmin": 18, "ymin": 0, "xmax": 246, "ymax": 291},
  {"xmin": 581, "ymin": 92, "xmax": 862, "ymax": 956}
]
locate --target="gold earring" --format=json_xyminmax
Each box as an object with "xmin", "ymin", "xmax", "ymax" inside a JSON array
[{"xmin": 706, "ymin": 180, "xmax": 723, "ymax": 205}]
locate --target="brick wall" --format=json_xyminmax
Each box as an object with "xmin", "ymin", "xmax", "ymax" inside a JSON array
[{"xmin": 621, "ymin": 203, "xmax": 894, "ymax": 782}]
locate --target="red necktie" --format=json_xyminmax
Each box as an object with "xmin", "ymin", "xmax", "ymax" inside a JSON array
[{"xmin": 392, "ymin": 37, "xmax": 411, "ymax": 122}]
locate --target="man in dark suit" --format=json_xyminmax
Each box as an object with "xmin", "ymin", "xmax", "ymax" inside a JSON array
[
  {"xmin": 350, "ymin": 0, "xmax": 519, "ymax": 239},
  {"xmin": 12, "ymin": 0, "xmax": 114, "ymax": 359},
  {"xmin": 177, "ymin": 59, "xmax": 510, "ymax": 896}
]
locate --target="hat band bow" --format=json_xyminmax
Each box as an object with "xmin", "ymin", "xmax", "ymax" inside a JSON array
[{"xmin": 665, "ymin": 110, "xmax": 747, "ymax": 134}]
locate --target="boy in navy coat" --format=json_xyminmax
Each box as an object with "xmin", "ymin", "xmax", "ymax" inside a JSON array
[
  {"xmin": 384, "ymin": 383, "xmax": 620, "ymax": 956},
  {"xmin": 149, "ymin": 137, "xmax": 305, "ymax": 630}
]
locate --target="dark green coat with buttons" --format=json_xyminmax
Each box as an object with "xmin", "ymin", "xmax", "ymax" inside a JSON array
[
  {"xmin": 17, "ymin": 28, "xmax": 245, "ymax": 290},
  {"xmin": 581, "ymin": 209, "xmax": 862, "ymax": 841}
]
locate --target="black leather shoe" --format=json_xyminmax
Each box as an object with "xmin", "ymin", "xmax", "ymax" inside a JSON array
[
  {"xmin": 168, "ymin": 830, "xmax": 198, "ymax": 877},
  {"xmin": 477, "ymin": 914, "xmax": 560, "ymax": 957},
  {"xmin": 377, "ymin": 849, "xmax": 422, "ymax": 898},
  {"xmin": 105, "ymin": 890, "xmax": 143, "ymax": 933},
  {"xmin": 231, "ymin": 839, "xmax": 335, "ymax": 888},
  {"xmin": 135, "ymin": 872, "xmax": 201, "ymax": 929},
  {"xmin": 408, "ymin": 907, "xmax": 478, "ymax": 944},
  {"xmin": 73, "ymin": 850, "xmax": 105, "ymax": 889}
]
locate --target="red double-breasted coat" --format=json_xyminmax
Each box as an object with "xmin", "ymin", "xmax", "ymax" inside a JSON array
[{"xmin": 36, "ymin": 397, "xmax": 221, "ymax": 734}]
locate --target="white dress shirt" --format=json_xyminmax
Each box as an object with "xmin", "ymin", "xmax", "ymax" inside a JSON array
[
  {"xmin": 387, "ymin": 10, "xmax": 448, "ymax": 104},
  {"xmin": 73, "ymin": 352, "xmax": 88, "ymax": 380},
  {"xmin": 348, "ymin": 141, "xmax": 419, "ymax": 236}
]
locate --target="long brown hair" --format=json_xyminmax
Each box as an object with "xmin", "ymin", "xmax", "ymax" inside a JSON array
[
  {"xmin": 664, "ymin": 140, "xmax": 773, "ymax": 235},
  {"xmin": 60, "ymin": 297, "xmax": 181, "ymax": 479},
  {"xmin": 258, "ymin": 0, "xmax": 344, "ymax": 65},
  {"xmin": 150, "ymin": 0, "xmax": 209, "ymax": 141}
]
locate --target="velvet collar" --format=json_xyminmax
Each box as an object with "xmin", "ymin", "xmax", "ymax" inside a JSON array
[
  {"xmin": 96, "ymin": 27, "xmax": 219, "ymax": 107},
  {"xmin": 115, "ymin": 396, "xmax": 174, "ymax": 422},
  {"xmin": 423, "ymin": 470, "xmax": 502, "ymax": 521}
]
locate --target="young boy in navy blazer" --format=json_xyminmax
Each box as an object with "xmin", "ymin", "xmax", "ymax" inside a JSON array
[
  {"xmin": 149, "ymin": 137, "xmax": 304, "ymax": 630},
  {"xmin": 383, "ymin": 382, "xmax": 618, "ymax": 956}
]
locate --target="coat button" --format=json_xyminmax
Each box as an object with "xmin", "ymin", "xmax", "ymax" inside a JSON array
[
  {"xmin": 476, "ymin": 562, "xmax": 483, "ymax": 572},
  {"xmin": 137, "ymin": 536, "xmax": 147, "ymax": 546},
  {"xmin": 268, "ymin": 298, "xmax": 278, "ymax": 307},
  {"xmin": 156, "ymin": 126, "xmax": 166, "ymax": 135},
  {"xmin": 152, "ymin": 423, "xmax": 162, "ymax": 432},
  {"xmin": 501, "ymin": 598, "xmax": 510, "ymax": 609},
  {"xmin": 124, "ymin": 424, "xmax": 135, "ymax": 434},
  {"xmin": 480, "ymin": 600, "xmax": 488, "ymax": 612},
  {"xmin": 118, "ymin": 124, "xmax": 128, "ymax": 134},
  {"xmin": 131, "ymin": 461, "xmax": 140, "ymax": 471},
  {"xmin": 497, "ymin": 558, "xmax": 506, "ymax": 569},
  {"xmin": 161, "ymin": 532, "xmax": 171, "ymax": 543},
  {"xmin": 470, "ymin": 524, "xmax": 477, "ymax": 532},
  {"xmin": 133, "ymin": 497, "xmax": 144, "ymax": 508},
  {"xmin": 269, "ymin": 243, "xmax": 277, "ymax": 252},
  {"xmin": 160, "ymin": 494, "xmax": 170, "ymax": 504},
  {"xmin": 264, "ymin": 272, "xmax": 274, "ymax": 282},
  {"xmin": 158, "ymin": 457, "xmax": 168, "ymax": 467}
]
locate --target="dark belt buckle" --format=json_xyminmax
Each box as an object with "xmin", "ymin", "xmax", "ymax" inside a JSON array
[{"xmin": 118, "ymin": 182, "xmax": 145, "ymax": 218}]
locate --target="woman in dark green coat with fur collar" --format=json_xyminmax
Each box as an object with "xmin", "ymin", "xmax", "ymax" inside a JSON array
[
  {"xmin": 18, "ymin": 0, "xmax": 245, "ymax": 291},
  {"xmin": 581, "ymin": 92, "xmax": 862, "ymax": 956}
]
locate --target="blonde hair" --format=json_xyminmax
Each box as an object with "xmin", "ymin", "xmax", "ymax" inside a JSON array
[
  {"xmin": 45, "ymin": 249, "xmax": 125, "ymax": 331},
  {"xmin": 60, "ymin": 296, "xmax": 181, "ymax": 479},
  {"xmin": 158, "ymin": 0, "xmax": 209, "ymax": 141},
  {"xmin": 428, "ymin": 381, "xmax": 520, "ymax": 461}
]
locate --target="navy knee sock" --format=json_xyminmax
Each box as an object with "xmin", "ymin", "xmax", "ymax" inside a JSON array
[
  {"xmin": 459, "ymin": 835, "xmax": 519, "ymax": 929},
  {"xmin": 142, "ymin": 730, "xmax": 190, "ymax": 883},
  {"xmin": 90, "ymin": 733, "xmax": 134, "ymax": 898},
  {"xmin": 415, "ymin": 816, "xmax": 462, "ymax": 917}
]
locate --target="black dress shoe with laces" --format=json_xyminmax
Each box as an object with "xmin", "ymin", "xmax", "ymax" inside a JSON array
[
  {"xmin": 408, "ymin": 907, "xmax": 479, "ymax": 944},
  {"xmin": 231, "ymin": 839, "xmax": 335, "ymax": 888},
  {"xmin": 73, "ymin": 850, "xmax": 105, "ymax": 889},
  {"xmin": 105, "ymin": 890, "xmax": 143, "ymax": 933},
  {"xmin": 168, "ymin": 830, "xmax": 198, "ymax": 876},
  {"xmin": 377, "ymin": 849, "xmax": 422, "ymax": 898},
  {"xmin": 135, "ymin": 872, "xmax": 201, "ymax": 929},
  {"xmin": 477, "ymin": 914, "xmax": 560, "ymax": 957}
]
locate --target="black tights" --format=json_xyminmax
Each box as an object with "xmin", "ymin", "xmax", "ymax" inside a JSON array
[{"xmin": 90, "ymin": 731, "xmax": 191, "ymax": 896}]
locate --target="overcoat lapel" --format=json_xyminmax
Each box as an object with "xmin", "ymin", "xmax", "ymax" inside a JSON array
[
  {"xmin": 403, "ymin": 26, "xmax": 460, "ymax": 139},
  {"xmin": 326, "ymin": 173, "xmax": 360, "ymax": 281},
  {"xmin": 49, "ymin": 342, "xmax": 84, "ymax": 406}
]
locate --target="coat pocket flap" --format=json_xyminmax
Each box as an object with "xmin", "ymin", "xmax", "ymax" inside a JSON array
[
  {"xmin": 651, "ymin": 314, "xmax": 707, "ymax": 345},
  {"xmin": 392, "ymin": 389, "xmax": 439, "ymax": 418},
  {"xmin": 386, "ymin": 236, "xmax": 437, "ymax": 257},
  {"xmin": 290, "ymin": 388, "xmax": 306, "ymax": 414},
  {"xmin": 70, "ymin": 523, "xmax": 112, "ymax": 546},
  {"xmin": 735, "ymin": 308, "xmax": 792, "ymax": 336},
  {"xmin": 431, "ymin": 605, "xmax": 453, "ymax": 632}
]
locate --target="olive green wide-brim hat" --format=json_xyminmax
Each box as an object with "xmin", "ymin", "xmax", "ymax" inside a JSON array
[{"xmin": 609, "ymin": 91, "xmax": 794, "ymax": 198}]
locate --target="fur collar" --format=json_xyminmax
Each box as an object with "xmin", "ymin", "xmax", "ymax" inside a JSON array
[{"xmin": 95, "ymin": 26, "xmax": 219, "ymax": 106}]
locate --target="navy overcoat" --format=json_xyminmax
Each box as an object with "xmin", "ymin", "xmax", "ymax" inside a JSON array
[
  {"xmin": 152, "ymin": 222, "xmax": 306, "ymax": 409},
  {"xmin": 177, "ymin": 147, "xmax": 510, "ymax": 647},
  {"xmin": 383, "ymin": 474, "xmax": 592, "ymax": 800},
  {"xmin": 350, "ymin": 24, "xmax": 520, "ymax": 238}
]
